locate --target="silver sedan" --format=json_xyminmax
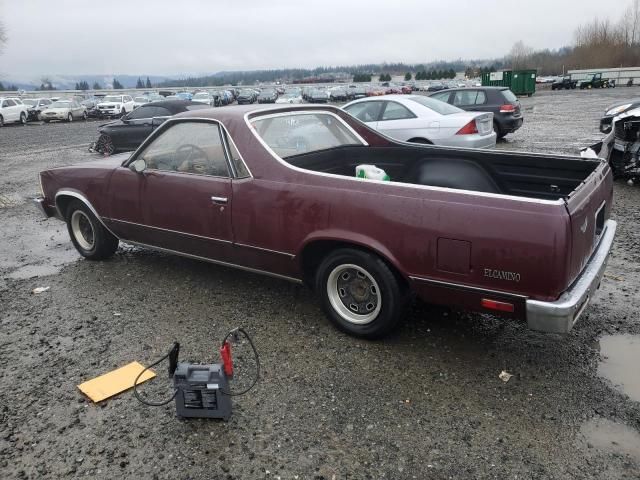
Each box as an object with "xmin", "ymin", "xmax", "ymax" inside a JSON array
[{"xmin": 342, "ymin": 94, "xmax": 496, "ymax": 149}]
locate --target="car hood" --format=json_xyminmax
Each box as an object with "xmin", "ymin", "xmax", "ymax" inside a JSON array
[
  {"xmin": 78, "ymin": 153, "xmax": 131, "ymax": 169},
  {"xmin": 97, "ymin": 103, "xmax": 120, "ymax": 107},
  {"xmin": 604, "ymin": 98, "xmax": 640, "ymax": 114},
  {"xmin": 99, "ymin": 118, "xmax": 124, "ymax": 129}
]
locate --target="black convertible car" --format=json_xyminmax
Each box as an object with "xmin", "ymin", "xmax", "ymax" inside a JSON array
[{"xmin": 89, "ymin": 100, "xmax": 209, "ymax": 154}]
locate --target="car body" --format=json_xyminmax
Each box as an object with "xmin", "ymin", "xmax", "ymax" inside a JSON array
[
  {"xmin": 309, "ymin": 88, "xmax": 329, "ymax": 103},
  {"xmin": 579, "ymin": 73, "xmax": 613, "ymax": 89},
  {"xmin": 329, "ymin": 88, "xmax": 348, "ymax": 102},
  {"xmin": 35, "ymin": 104, "xmax": 616, "ymax": 339},
  {"xmin": 0, "ymin": 97, "xmax": 29, "ymax": 126},
  {"xmin": 429, "ymin": 87, "xmax": 523, "ymax": 139},
  {"xmin": 192, "ymin": 92, "xmax": 216, "ymax": 106},
  {"xmin": 599, "ymin": 98, "xmax": 640, "ymax": 133},
  {"xmin": 275, "ymin": 93, "xmax": 303, "ymax": 104},
  {"xmin": 343, "ymin": 95, "xmax": 496, "ymax": 149},
  {"xmin": 133, "ymin": 96, "xmax": 151, "ymax": 109},
  {"xmin": 97, "ymin": 95, "xmax": 135, "ymax": 118},
  {"xmin": 175, "ymin": 92, "xmax": 193, "ymax": 101},
  {"xmin": 551, "ymin": 76, "xmax": 577, "ymax": 90},
  {"xmin": 427, "ymin": 82, "xmax": 447, "ymax": 92},
  {"xmin": 89, "ymin": 100, "xmax": 210, "ymax": 154},
  {"xmin": 41, "ymin": 99, "xmax": 87, "ymax": 122},
  {"xmin": 257, "ymin": 89, "xmax": 278, "ymax": 104},
  {"xmin": 237, "ymin": 89, "xmax": 257, "ymax": 105},
  {"xmin": 347, "ymin": 87, "xmax": 367, "ymax": 100},
  {"xmin": 22, "ymin": 98, "xmax": 53, "ymax": 121}
]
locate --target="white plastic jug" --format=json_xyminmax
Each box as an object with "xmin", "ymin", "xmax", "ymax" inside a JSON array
[{"xmin": 355, "ymin": 164, "xmax": 390, "ymax": 181}]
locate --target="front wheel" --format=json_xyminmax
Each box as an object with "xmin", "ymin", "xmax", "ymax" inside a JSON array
[
  {"xmin": 65, "ymin": 200, "xmax": 119, "ymax": 260},
  {"xmin": 20, "ymin": 112, "xmax": 27, "ymax": 125},
  {"xmin": 67, "ymin": 113, "xmax": 73, "ymax": 122},
  {"xmin": 0, "ymin": 114, "xmax": 4, "ymax": 127},
  {"xmin": 315, "ymin": 248, "xmax": 409, "ymax": 338}
]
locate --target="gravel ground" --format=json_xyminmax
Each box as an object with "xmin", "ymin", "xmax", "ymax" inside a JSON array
[{"xmin": 1, "ymin": 89, "xmax": 640, "ymax": 479}]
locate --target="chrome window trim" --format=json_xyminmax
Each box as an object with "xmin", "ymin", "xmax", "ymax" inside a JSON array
[
  {"xmin": 106, "ymin": 218, "xmax": 233, "ymax": 244},
  {"xmin": 126, "ymin": 117, "xmax": 253, "ymax": 180},
  {"xmin": 243, "ymin": 110, "xmax": 565, "ymax": 206},
  {"xmin": 54, "ymin": 189, "xmax": 119, "ymax": 238},
  {"xmin": 122, "ymin": 239, "xmax": 303, "ymax": 284}
]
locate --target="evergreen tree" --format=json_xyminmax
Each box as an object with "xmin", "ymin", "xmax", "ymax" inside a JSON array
[
  {"xmin": 136, "ymin": 77, "xmax": 144, "ymax": 89},
  {"xmin": 92, "ymin": 81, "xmax": 102, "ymax": 90},
  {"xmin": 112, "ymin": 78, "xmax": 124, "ymax": 89},
  {"xmin": 448, "ymin": 68, "xmax": 456, "ymax": 79},
  {"xmin": 0, "ymin": 81, "xmax": 4, "ymax": 91},
  {"xmin": 145, "ymin": 77, "xmax": 152, "ymax": 88},
  {"xmin": 404, "ymin": 72, "xmax": 412, "ymax": 81}
]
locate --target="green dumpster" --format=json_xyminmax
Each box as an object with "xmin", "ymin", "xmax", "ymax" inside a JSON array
[{"xmin": 481, "ymin": 69, "xmax": 537, "ymax": 96}]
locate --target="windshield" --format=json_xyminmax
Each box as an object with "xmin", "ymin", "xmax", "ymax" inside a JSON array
[
  {"xmin": 51, "ymin": 101, "xmax": 71, "ymax": 108},
  {"xmin": 23, "ymin": 100, "xmax": 36, "ymax": 106},
  {"xmin": 103, "ymin": 96, "xmax": 122, "ymax": 102},
  {"xmin": 193, "ymin": 93, "xmax": 209, "ymax": 98},
  {"xmin": 408, "ymin": 96, "xmax": 462, "ymax": 115}
]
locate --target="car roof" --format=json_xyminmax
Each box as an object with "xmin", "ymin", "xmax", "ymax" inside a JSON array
[
  {"xmin": 175, "ymin": 103, "xmax": 343, "ymax": 123},
  {"xmin": 142, "ymin": 99, "xmax": 208, "ymax": 113}
]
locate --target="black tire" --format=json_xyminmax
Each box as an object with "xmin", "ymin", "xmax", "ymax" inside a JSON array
[
  {"xmin": 408, "ymin": 138, "xmax": 432, "ymax": 145},
  {"xmin": 83, "ymin": 111, "xmax": 88, "ymax": 120},
  {"xmin": 67, "ymin": 113, "xmax": 73, "ymax": 122},
  {"xmin": 493, "ymin": 121, "xmax": 505, "ymax": 139},
  {"xmin": 121, "ymin": 108, "xmax": 126, "ymax": 117},
  {"xmin": 315, "ymin": 248, "xmax": 409, "ymax": 339},
  {"xmin": 65, "ymin": 200, "xmax": 118, "ymax": 260},
  {"xmin": 43, "ymin": 119, "xmax": 50, "ymax": 123},
  {"xmin": 20, "ymin": 112, "xmax": 27, "ymax": 125},
  {"xmin": 0, "ymin": 114, "xmax": 3, "ymax": 127}
]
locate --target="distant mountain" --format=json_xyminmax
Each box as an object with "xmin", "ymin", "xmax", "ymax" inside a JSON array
[{"xmin": 2, "ymin": 74, "xmax": 176, "ymax": 90}]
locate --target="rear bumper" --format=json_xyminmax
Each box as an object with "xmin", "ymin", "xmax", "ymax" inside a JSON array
[
  {"xmin": 526, "ymin": 219, "xmax": 617, "ymax": 333},
  {"xmin": 440, "ymin": 132, "xmax": 497, "ymax": 149}
]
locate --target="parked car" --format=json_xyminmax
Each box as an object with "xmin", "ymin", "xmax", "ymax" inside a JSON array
[
  {"xmin": 599, "ymin": 98, "xmax": 640, "ymax": 133},
  {"xmin": 237, "ymin": 89, "xmax": 257, "ymax": 105},
  {"xmin": 429, "ymin": 87, "xmax": 523, "ymax": 139},
  {"xmin": 579, "ymin": 73, "xmax": 614, "ymax": 89},
  {"xmin": 85, "ymin": 95, "xmax": 106, "ymax": 118},
  {"xmin": 175, "ymin": 92, "xmax": 193, "ymax": 101},
  {"xmin": 41, "ymin": 99, "xmax": 87, "ymax": 122},
  {"xmin": 343, "ymin": 95, "xmax": 496, "ymax": 148},
  {"xmin": 329, "ymin": 88, "xmax": 348, "ymax": 102},
  {"xmin": 275, "ymin": 92, "xmax": 303, "ymax": 104},
  {"xmin": 0, "ymin": 97, "xmax": 28, "ymax": 126},
  {"xmin": 551, "ymin": 76, "xmax": 577, "ymax": 90},
  {"xmin": 427, "ymin": 82, "xmax": 448, "ymax": 92},
  {"xmin": 192, "ymin": 92, "xmax": 216, "ymax": 106},
  {"xmin": 257, "ymin": 89, "xmax": 278, "ymax": 104},
  {"xmin": 96, "ymin": 95, "xmax": 135, "ymax": 118},
  {"xmin": 133, "ymin": 96, "xmax": 150, "ymax": 109},
  {"xmin": 88, "ymin": 100, "xmax": 210, "ymax": 155},
  {"xmin": 35, "ymin": 104, "xmax": 616, "ymax": 339},
  {"xmin": 309, "ymin": 88, "xmax": 329, "ymax": 103},
  {"xmin": 346, "ymin": 87, "xmax": 367, "ymax": 100},
  {"xmin": 22, "ymin": 98, "xmax": 53, "ymax": 121}
]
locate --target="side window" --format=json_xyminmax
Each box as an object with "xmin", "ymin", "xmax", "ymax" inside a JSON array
[
  {"xmin": 380, "ymin": 102, "xmax": 415, "ymax": 121},
  {"xmin": 1, "ymin": 101, "xmax": 7, "ymax": 108},
  {"xmin": 453, "ymin": 90, "xmax": 478, "ymax": 106},
  {"xmin": 128, "ymin": 106, "xmax": 153, "ymax": 119},
  {"xmin": 5, "ymin": 99, "xmax": 15, "ymax": 107},
  {"xmin": 153, "ymin": 107, "xmax": 172, "ymax": 117},
  {"xmin": 138, "ymin": 122, "xmax": 230, "ymax": 177},
  {"xmin": 344, "ymin": 102, "xmax": 383, "ymax": 123},
  {"xmin": 475, "ymin": 91, "xmax": 487, "ymax": 105},
  {"xmin": 223, "ymin": 131, "xmax": 250, "ymax": 178},
  {"xmin": 431, "ymin": 92, "xmax": 450, "ymax": 102}
]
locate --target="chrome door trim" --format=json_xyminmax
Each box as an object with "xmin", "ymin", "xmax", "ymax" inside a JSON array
[
  {"xmin": 409, "ymin": 275, "xmax": 528, "ymax": 300},
  {"xmin": 123, "ymin": 239, "xmax": 303, "ymax": 284},
  {"xmin": 106, "ymin": 217, "xmax": 233, "ymax": 244}
]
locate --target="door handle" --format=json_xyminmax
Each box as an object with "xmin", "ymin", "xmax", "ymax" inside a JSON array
[{"xmin": 211, "ymin": 196, "xmax": 228, "ymax": 205}]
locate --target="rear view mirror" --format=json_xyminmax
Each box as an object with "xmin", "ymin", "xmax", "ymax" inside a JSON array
[
  {"xmin": 130, "ymin": 158, "xmax": 147, "ymax": 174},
  {"xmin": 151, "ymin": 116, "xmax": 168, "ymax": 127}
]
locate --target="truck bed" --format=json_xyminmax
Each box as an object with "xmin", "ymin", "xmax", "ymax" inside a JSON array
[{"xmin": 286, "ymin": 145, "xmax": 601, "ymax": 200}]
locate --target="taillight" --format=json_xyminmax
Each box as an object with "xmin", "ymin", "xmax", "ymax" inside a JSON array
[
  {"xmin": 500, "ymin": 104, "xmax": 516, "ymax": 113},
  {"xmin": 481, "ymin": 298, "xmax": 515, "ymax": 313},
  {"xmin": 456, "ymin": 120, "xmax": 478, "ymax": 135}
]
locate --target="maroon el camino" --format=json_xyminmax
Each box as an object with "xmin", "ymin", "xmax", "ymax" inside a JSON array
[{"xmin": 35, "ymin": 104, "xmax": 616, "ymax": 338}]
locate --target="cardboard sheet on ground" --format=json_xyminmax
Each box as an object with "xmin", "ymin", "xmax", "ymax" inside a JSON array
[{"xmin": 78, "ymin": 361, "xmax": 156, "ymax": 403}]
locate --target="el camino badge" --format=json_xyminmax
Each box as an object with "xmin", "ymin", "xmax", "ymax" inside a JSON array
[
  {"xmin": 484, "ymin": 268, "xmax": 521, "ymax": 282},
  {"xmin": 580, "ymin": 217, "xmax": 588, "ymax": 234}
]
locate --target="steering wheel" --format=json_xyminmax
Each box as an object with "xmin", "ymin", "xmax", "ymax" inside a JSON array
[{"xmin": 175, "ymin": 143, "xmax": 208, "ymax": 171}]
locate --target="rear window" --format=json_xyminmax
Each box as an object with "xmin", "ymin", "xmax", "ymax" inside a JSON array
[
  {"xmin": 407, "ymin": 96, "xmax": 462, "ymax": 115},
  {"xmin": 501, "ymin": 89, "xmax": 518, "ymax": 103},
  {"xmin": 251, "ymin": 112, "xmax": 363, "ymax": 158}
]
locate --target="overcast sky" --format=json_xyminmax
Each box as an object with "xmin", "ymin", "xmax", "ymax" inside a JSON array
[{"xmin": 0, "ymin": 0, "xmax": 629, "ymax": 79}]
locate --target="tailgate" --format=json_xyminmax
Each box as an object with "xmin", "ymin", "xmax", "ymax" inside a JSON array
[{"xmin": 564, "ymin": 161, "xmax": 613, "ymax": 286}]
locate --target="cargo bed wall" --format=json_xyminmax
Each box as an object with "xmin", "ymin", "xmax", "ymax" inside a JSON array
[{"xmin": 287, "ymin": 145, "xmax": 600, "ymax": 200}]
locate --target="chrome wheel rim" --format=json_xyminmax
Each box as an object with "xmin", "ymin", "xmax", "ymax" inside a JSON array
[
  {"xmin": 71, "ymin": 211, "xmax": 95, "ymax": 250},
  {"xmin": 327, "ymin": 264, "xmax": 381, "ymax": 325}
]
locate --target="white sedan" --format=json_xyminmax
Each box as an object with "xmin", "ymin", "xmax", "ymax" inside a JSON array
[
  {"xmin": 343, "ymin": 95, "xmax": 496, "ymax": 149},
  {"xmin": 275, "ymin": 93, "xmax": 303, "ymax": 104}
]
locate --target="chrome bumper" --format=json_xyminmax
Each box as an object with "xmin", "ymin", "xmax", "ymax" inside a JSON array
[{"xmin": 526, "ymin": 219, "xmax": 617, "ymax": 333}]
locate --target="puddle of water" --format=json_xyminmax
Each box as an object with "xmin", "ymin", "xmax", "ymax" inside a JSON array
[
  {"xmin": 581, "ymin": 418, "xmax": 640, "ymax": 460},
  {"xmin": 598, "ymin": 334, "xmax": 640, "ymax": 402}
]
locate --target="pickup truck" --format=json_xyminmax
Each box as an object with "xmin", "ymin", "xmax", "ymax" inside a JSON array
[{"xmin": 34, "ymin": 105, "xmax": 616, "ymax": 338}]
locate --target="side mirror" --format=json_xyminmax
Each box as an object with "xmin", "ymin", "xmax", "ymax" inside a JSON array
[
  {"xmin": 151, "ymin": 116, "xmax": 168, "ymax": 127},
  {"xmin": 129, "ymin": 158, "xmax": 147, "ymax": 174}
]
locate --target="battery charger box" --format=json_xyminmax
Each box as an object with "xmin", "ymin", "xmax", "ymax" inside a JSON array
[{"xmin": 173, "ymin": 363, "xmax": 232, "ymax": 420}]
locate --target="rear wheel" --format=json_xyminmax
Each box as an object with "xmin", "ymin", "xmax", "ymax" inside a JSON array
[
  {"xmin": 315, "ymin": 248, "xmax": 409, "ymax": 339},
  {"xmin": 20, "ymin": 112, "xmax": 27, "ymax": 125},
  {"xmin": 0, "ymin": 114, "xmax": 3, "ymax": 127},
  {"xmin": 65, "ymin": 200, "xmax": 118, "ymax": 260},
  {"xmin": 83, "ymin": 111, "xmax": 87, "ymax": 120},
  {"xmin": 67, "ymin": 113, "xmax": 73, "ymax": 122},
  {"xmin": 408, "ymin": 138, "xmax": 432, "ymax": 145},
  {"xmin": 493, "ymin": 121, "xmax": 505, "ymax": 139}
]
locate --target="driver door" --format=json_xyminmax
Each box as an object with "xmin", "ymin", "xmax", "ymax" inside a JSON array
[{"xmin": 106, "ymin": 120, "xmax": 234, "ymax": 262}]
